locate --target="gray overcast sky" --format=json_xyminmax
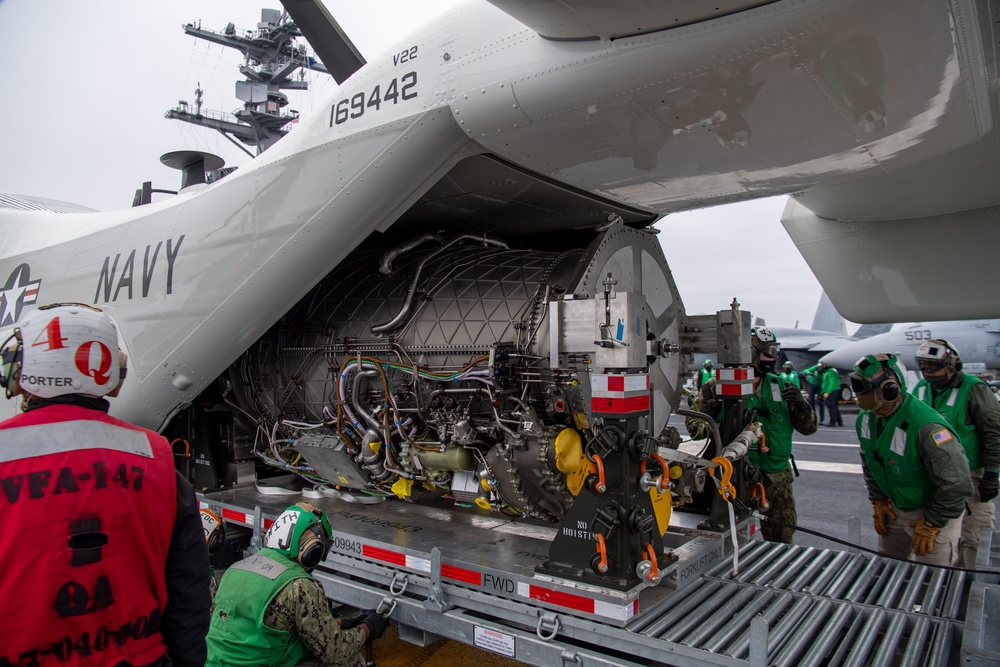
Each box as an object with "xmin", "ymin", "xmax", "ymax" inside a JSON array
[{"xmin": 0, "ymin": 0, "xmax": 837, "ymax": 331}]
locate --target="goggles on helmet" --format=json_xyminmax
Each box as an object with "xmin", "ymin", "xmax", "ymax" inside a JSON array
[
  {"xmin": 916, "ymin": 359, "xmax": 947, "ymax": 374},
  {"xmin": 756, "ymin": 342, "xmax": 779, "ymax": 359},
  {"xmin": 751, "ymin": 327, "xmax": 779, "ymax": 359},
  {"xmin": 851, "ymin": 353, "xmax": 905, "ymax": 395},
  {"xmin": 849, "ymin": 374, "xmax": 875, "ymax": 395},
  {"xmin": 915, "ymin": 340, "xmax": 957, "ymax": 375}
]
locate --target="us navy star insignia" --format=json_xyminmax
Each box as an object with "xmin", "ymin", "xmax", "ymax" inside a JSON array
[{"xmin": 0, "ymin": 263, "xmax": 42, "ymax": 326}]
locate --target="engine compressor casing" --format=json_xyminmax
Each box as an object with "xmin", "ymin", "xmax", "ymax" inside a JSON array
[{"xmin": 227, "ymin": 223, "xmax": 685, "ymax": 522}]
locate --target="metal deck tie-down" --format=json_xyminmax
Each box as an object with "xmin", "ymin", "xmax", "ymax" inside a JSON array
[
  {"xmin": 536, "ymin": 612, "xmax": 561, "ymax": 641},
  {"xmin": 376, "ymin": 572, "xmax": 408, "ymax": 617}
]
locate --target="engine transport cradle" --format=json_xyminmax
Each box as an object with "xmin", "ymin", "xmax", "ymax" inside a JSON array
[{"xmin": 198, "ymin": 486, "xmax": 1000, "ymax": 667}]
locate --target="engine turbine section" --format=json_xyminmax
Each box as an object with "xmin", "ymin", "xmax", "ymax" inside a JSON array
[{"xmin": 227, "ymin": 223, "xmax": 685, "ymax": 523}]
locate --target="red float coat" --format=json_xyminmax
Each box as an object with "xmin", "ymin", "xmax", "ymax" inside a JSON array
[{"xmin": 0, "ymin": 403, "xmax": 177, "ymax": 667}]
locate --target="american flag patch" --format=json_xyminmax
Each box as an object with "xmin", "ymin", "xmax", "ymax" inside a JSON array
[{"xmin": 932, "ymin": 429, "xmax": 954, "ymax": 446}]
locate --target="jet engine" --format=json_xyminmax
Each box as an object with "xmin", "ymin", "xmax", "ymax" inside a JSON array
[{"xmin": 221, "ymin": 222, "xmax": 688, "ymax": 522}]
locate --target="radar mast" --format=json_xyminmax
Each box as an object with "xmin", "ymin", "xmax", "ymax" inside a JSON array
[{"xmin": 166, "ymin": 8, "xmax": 329, "ymax": 155}]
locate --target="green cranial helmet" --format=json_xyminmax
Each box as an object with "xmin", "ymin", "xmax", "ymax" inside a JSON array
[
  {"xmin": 264, "ymin": 503, "xmax": 333, "ymax": 569},
  {"xmin": 850, "ymin": 352, "xmax": 907, "ymax": 398},
  {"xmin": 750, "ymin": 326, "xmax": 779, "ymax": 361},
  {"xmin": 703, "ymin": 359, "xmax": 713, "ymax": 367}
]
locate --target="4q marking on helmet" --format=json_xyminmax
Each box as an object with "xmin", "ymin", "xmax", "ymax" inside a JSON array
[{"xmin": 14, "ymin": 304, "xmax": 122, "ymax": 399}]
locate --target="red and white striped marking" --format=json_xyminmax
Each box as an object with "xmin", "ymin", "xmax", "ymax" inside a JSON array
[
  {"xmin": 518, "ymin": 582, "xmax": 638, "ymax": 622},
  {"xmin": 717, "ymin": 367, "xmax": 754, "ymax": 397},
  {"xmin": 216, "ymin": 506, "xmax": 273, "ymax": 530},
  {"xmin": 362, "ymin": 544, "xmax": 432, "ymax": 574},
  {"xmin": 591, "ymin": 374, "xmax": 650, "ymax": 415}
]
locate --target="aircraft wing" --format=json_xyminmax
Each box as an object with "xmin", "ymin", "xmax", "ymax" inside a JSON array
[
  {"xmin": 483, "ymin": 1, "xmax": 775, "ymax": 40},
  {"xmin": 773, "ymin": 330, "xmax": 858, "ymax": 355},
  {"xmin": 280, "ymin": 0, "xmax": 365, "ymax": 83}
]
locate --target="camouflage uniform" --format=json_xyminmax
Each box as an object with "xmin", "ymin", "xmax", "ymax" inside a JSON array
[
  {"xmin": 264, "ymin": 578, "xmax": 368, "ymax": 667},
  {"xmin": 686, "ymin": 376, "xmax": 817, "ymax": 543},
  {"xmin": 759, "ymin": 469, "xmax": 796, "ymax": 543}
]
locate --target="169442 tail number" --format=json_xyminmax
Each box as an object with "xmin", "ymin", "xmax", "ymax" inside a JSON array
[{"xmin": 331, "ymin": 72, "xmax": 417, "ymax": 126}]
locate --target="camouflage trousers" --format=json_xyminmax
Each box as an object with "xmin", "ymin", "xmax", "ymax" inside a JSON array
[
  {"xmin": 879, "ymin": 504, "xmax": 962, "ymax": 566},
  {"xmin": 960, "ymin": 468, "xmax": 998, "ymax": 568},
  {"xmin": 760, "ymin": 468, "xmax": 797, "ymax": 544}
]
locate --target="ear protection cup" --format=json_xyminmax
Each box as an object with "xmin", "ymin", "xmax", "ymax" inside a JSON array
[
  {"xmin": 880, "ymin": 381, "xmax": 900, "ymax": 401},
  {"xmin": 297, "ymin": 525, "xmax": 326, "ymax": 569},
  {"xmin": 0, "ymin": 332, "xmax": 22, "ymax": 392},
  {"xmin": 207, "ymin": 530, "xmax": 225, "ymax": 556}
]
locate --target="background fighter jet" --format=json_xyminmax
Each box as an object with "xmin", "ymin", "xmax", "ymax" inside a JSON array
[{"xmin": 820, "ymin": 320, "xmax": 1000, "ymax": 378}]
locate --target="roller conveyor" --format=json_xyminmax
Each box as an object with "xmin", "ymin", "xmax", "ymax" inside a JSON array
[{"xmin": 200, "ymin": 485, "xmax": 1000, "ymax": 666}]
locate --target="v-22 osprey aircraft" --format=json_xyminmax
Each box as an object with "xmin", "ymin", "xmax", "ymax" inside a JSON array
[{"xmin": 2, "ymin": 0, "xmax": 999, "ymax": 543}]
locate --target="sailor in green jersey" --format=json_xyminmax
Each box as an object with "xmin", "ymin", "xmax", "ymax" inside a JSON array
[
  {"xmin": 780, "ymin": 361, "xmax": 801, "ymax": 388},
  {"xmin": 850, "ymin": 353, "xmax": 973, "ymax": 565},
  {"xmin": 686, "ymin": 328, "xmax": 818, "ymax": 543},
  {"xmin": 698, "ymin": 359, "xmax": 715, "ymax": 390},
  {"xmin": 821, "ymin": 364, "xmax": 843, "ymax": 427},
  {"xmin": 802, "ymin": 362, "xmax": 826, "ymax": 423},
  {"xmin": 207, "ymin": 503, "xmax": 388, "ymax": 667},
  {"xmin": 914, "ymin": 339, "xmax": 1000, "ymax": 568}
]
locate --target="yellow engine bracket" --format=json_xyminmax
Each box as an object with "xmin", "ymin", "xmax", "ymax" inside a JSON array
[
  {"xmin": 554, "ymin": 427, "xmax": 589, "ymax": 496},
  {"xmin": 648, "ymin": 482, "xmax": 672, "ymax": 536},
  {"xmin": 709, "ymin": 456, "xmax": 736, "ymax": 502}
]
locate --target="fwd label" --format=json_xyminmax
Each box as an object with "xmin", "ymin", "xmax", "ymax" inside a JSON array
[{"xmin": 483, "ymin": 573, "xmax": 515, "ymax": 594}]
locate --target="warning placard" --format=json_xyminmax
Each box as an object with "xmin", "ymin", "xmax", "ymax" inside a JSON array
[{"xmin": 474, "ymin": 626, "xmax": 516, "ymax": 658}]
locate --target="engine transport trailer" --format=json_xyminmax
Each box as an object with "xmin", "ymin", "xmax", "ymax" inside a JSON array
[{"xmin": 186, "ymin": 224, "xmax": 998, "ymax": 666}]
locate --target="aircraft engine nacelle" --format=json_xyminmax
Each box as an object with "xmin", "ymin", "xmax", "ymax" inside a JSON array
[{"xmin": 223, "ymin": 223, "xmax": 686, "ymax": 522}]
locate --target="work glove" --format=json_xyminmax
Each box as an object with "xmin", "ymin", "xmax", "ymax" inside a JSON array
[
  {"xmin": 700, "ymin": 380, "xmax": 715, "ymax": 401},
  {"xmin": 911, "ymin": 518, "xmax": 940, "ymax": 556},
  {"xmin": 980, "ymin": 470, "xmax": 999, "ymax": 502},
  {"xmin": 871, "ymin": 499, "xmax": 897, "ymax": 536},
  {"xmin": 339, "ymin": 609, "xmax": 368, "ymax": 630},
  {"xmin": 362, "ymin": 611, "xmax": 389, "ymax": 640},
  {"xmin": 782, "ymin": 384, "xmax": 807, "ymax": 408}
]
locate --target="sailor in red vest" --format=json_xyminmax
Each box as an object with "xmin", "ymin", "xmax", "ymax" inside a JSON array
[{"xmin": 0, "ymin": 303, "xmax": 210, "ymax": 667}]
